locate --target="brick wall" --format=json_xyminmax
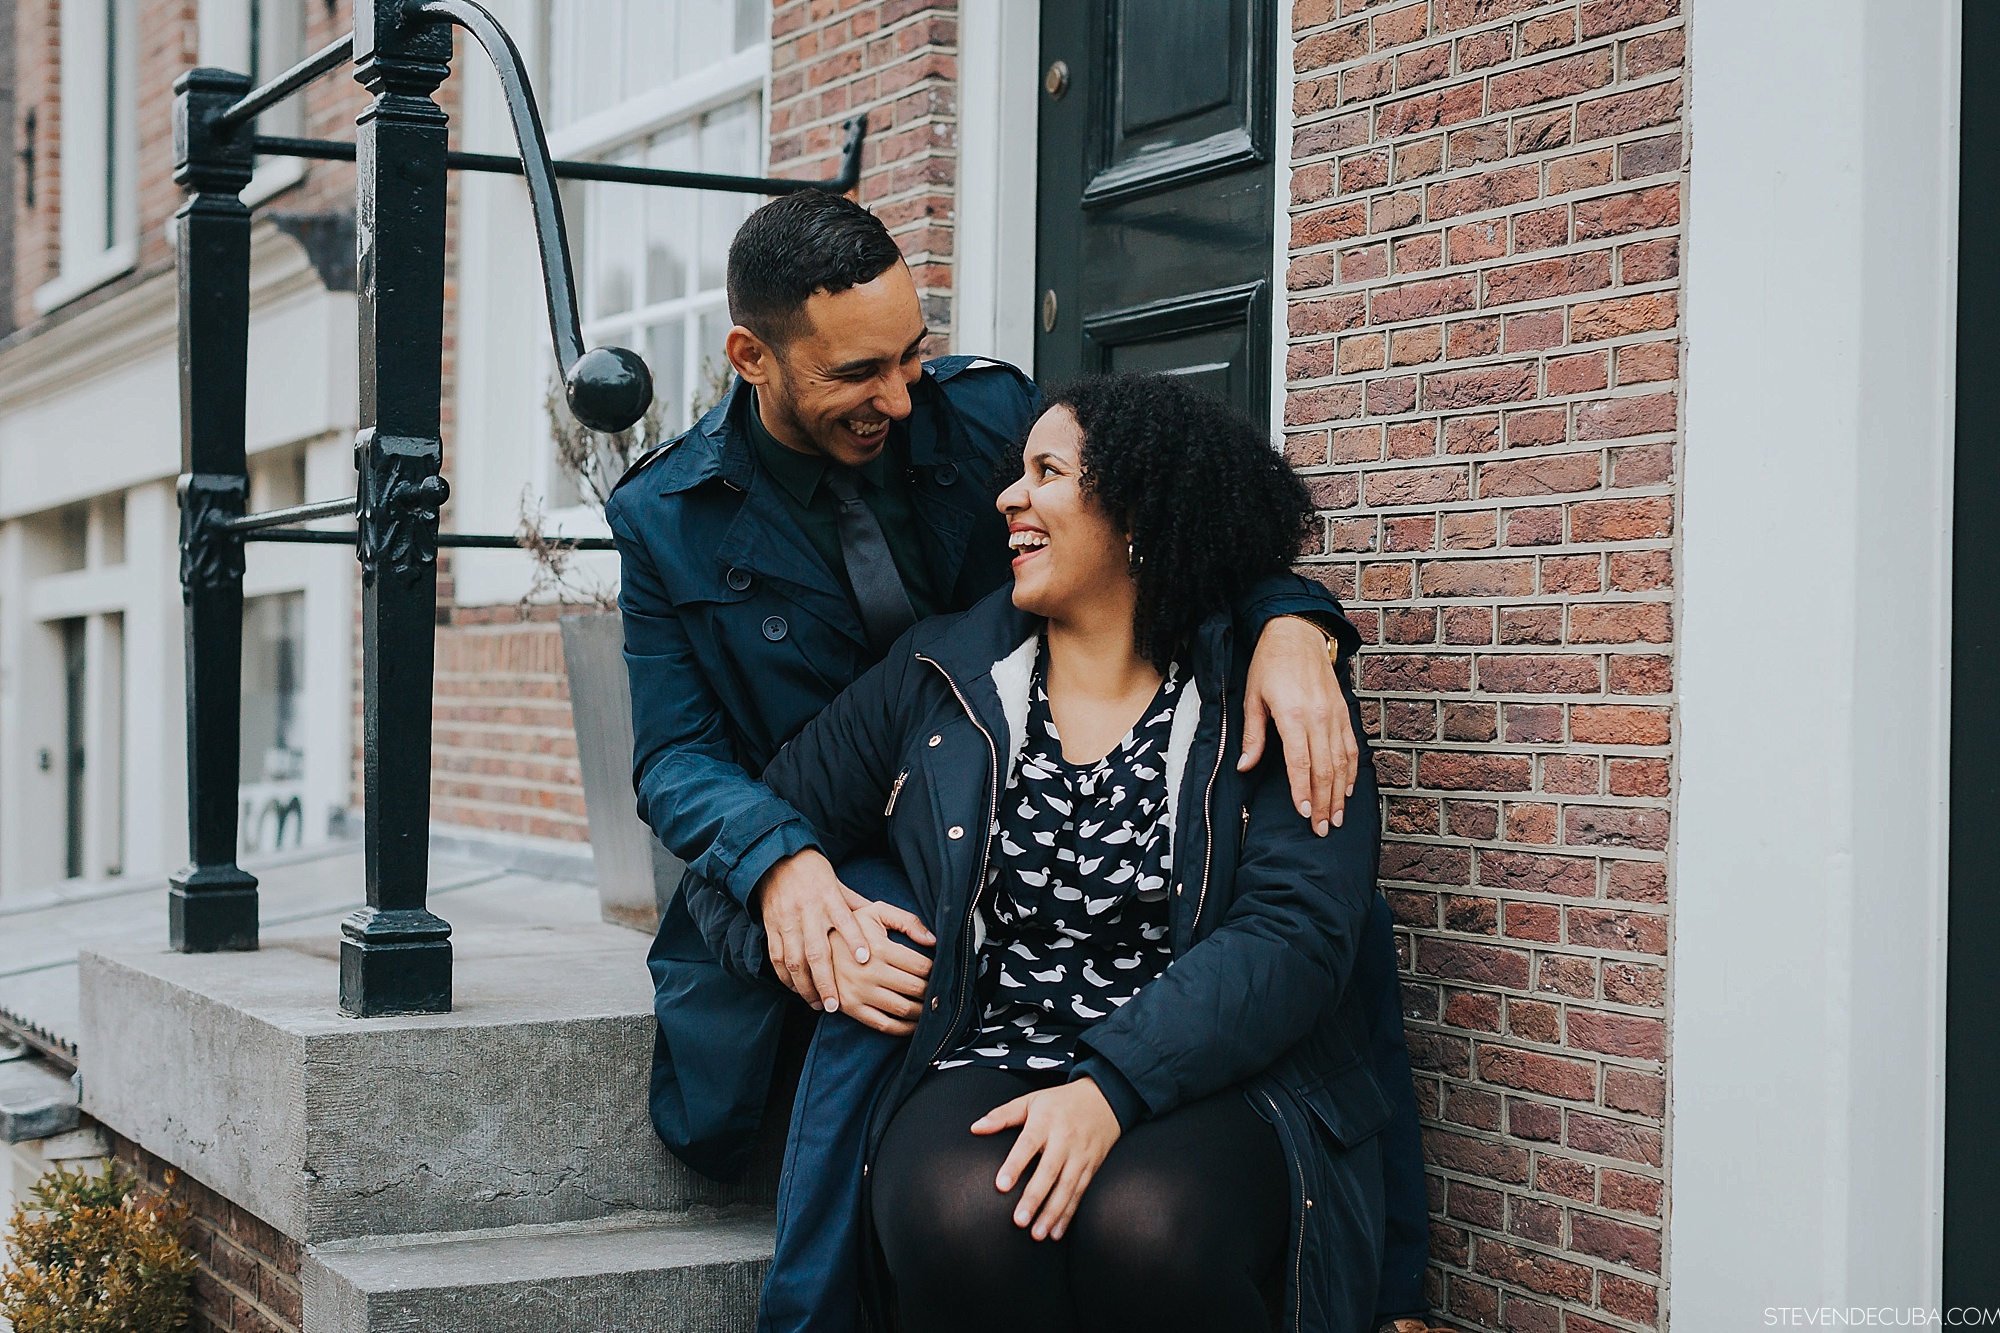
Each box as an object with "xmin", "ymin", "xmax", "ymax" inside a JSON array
[
  {"xmin": 430, "ymin": 612, "xmax": 589, "ymax": 844},
  {"xmin": 770, "ymin": 0, "xmax": 959, "ymax": 353},
  {"xmin": 114, "ymin": 1133, "xmax": 302, "ymax": 1333},
  {"xmin": 1284, "ymin": 0, "xmax": 1682, "ymax": 1327}
]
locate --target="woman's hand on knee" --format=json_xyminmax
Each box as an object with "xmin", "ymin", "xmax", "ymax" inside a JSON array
[
  {"xmin": 827, "ymin": 907, "xmax": 932, "ymax": 1036},
  {"xmin": 972, "ymin": 1078, "xmax": 1122, "ymax": 1242}
]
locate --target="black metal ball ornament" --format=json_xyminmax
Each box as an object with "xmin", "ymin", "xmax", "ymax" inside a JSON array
[{"xmin": 565, "ymin": 346, "xmax": 654, "ymax": 434}]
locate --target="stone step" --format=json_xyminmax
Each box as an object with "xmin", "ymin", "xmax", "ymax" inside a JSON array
[
  {"xmin": 303, "ymin": 1207, "xmax": 773, "ymax": 1333},
  {"xmin": 79, "ymin": 926, "xmax": 794, "ymax": 1245}
]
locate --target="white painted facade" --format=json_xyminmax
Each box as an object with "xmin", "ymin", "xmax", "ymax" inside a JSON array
[
  {"xmin": 1673, "ymin": 0, "xmax": 1959, "ymax": 1315},
  {"xmin": 0, "ymin": 223, "xmax": 356, "ymax": 898}
]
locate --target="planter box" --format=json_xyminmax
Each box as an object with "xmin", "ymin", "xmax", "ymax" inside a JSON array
[{"xmin": 561, "ymin": 612, "xmax": 685, "ymax": 933}]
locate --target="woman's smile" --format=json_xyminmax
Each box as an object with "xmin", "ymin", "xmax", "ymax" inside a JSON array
[{"xmin": 1007, "ymin": 523, "xmax": 1050, "ymax": 566}]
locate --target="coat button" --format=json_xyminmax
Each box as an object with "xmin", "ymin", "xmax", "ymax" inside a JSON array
[
  {"xmin": 726, "ymin": 567, "xmax": 752, "ymax": 591},
  {"xmin": 762, "ymin": 616, "xmax": 788, "ymax": 641},
  {"xmin": 928, "ymin": 735, "xmax": 941, "ymax": 747},
  {"xmin": 930, "ymin": 996, "xmax": 941, "ymax": 1010},
  {"xmin": 948, "ymin": 825, "xmax": 964, "ymax": 840},
  {"xmin": 935, "ymin": 463, "xmax": 959, "ymax": 486}
]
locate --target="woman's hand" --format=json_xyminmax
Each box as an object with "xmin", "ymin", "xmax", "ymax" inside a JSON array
[
  {"xmin": 972, "ymin": 1078, "xmax": 1123, "ymax": 1241},
  {"xmin": 826, "ymin": 903, "xmax": 933, "ymax": 1036}
]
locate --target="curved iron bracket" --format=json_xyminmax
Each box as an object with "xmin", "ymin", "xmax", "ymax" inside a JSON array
[{"xmin": 418, "ymin": 0, "xmax": 651, "ymax": 433}]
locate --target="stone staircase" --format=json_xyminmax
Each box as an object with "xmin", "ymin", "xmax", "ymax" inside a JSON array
[{"xmin": 77, "ymin": 921, "xmax": 797, "ymax": 1332}]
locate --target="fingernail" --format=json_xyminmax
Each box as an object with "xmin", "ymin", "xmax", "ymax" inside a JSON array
[
  {"xmin": 1333, "ymin": 811, "xmax": 1344, "ymax": 828},
  {"xmin": 824, "ymin": 998, "xmax": 839, "ymax": 1012},
  {"xmin": 1298, "ymin": 801, "xmax": 1312, "ymax": 817},
  {"xmin": 998, "ymin": 1177, "xmax": 1012, "ymax": 1191},
  {"xmin": 856, "ymin": 948, "xmax": 870, "ymax": 963},
  {"xmin": 1316, "ymin": 820, "xmax": 1330, "ymax": 837}
]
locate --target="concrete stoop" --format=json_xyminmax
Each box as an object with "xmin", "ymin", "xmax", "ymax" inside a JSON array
[
  {"xmin": 303, "ymin": 1208, "xmax": 774, "ymax": 1333},
  {"xmin": 75, "ymin": 922, "xmax": 792, "ymax": 1333}
]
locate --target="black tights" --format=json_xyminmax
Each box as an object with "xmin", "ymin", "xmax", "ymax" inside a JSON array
[{"xmin": 871, "ymin": 1067, "xmax": 1290, "ymax": 1333}]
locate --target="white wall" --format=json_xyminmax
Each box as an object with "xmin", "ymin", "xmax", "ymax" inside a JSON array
[
  {"xmin": 954, "ymin": 0, "xmax": 1039, "ymax": 369},
  {"xmin": 1674, "ymin": 0, "xmax": 1958, "ymax": 1317}
]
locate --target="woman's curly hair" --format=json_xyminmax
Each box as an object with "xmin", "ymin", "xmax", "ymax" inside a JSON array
[{"xmin": 1018, "ymin": 373, "xmax": 1315, "ymax": 671}]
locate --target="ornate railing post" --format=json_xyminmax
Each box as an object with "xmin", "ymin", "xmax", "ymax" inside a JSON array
[
  {"xmin": 341, "ymin": 0, "xmax": 455, "ymax": 1015},
  {"xmin": 170, "ymin": 68, "xmax": 259, "ymax": 952}
]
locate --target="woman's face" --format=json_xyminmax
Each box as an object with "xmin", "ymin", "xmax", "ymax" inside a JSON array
[{"xmin": 995, "ymin": 406, "xmax": 1131, "ymax": 619}]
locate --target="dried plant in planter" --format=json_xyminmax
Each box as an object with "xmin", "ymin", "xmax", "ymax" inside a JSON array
[
  {"xmin": 517, "ymin": 358, "xmax": 735, "ymax": 617},
  {"xmin": 0, "ymin": 1163, "xmax": 197, "ymax": 1332},
  {"xmin": 517, "ymin": 382, "xmax": 666, "ymax": 615}
]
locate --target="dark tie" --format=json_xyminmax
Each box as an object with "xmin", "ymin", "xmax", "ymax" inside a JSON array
[{"xmin": 824, "ymin": 467, "xmax": 918, "ymax": 651}]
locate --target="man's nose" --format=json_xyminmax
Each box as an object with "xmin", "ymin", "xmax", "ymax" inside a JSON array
[{"xmin": 877, "ymin": 369, "xmax": 914, "ymax": 420}]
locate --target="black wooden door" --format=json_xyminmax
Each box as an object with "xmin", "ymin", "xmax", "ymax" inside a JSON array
[{"xmin": 1035, "ymin": 0, "xmax": 1276, "ymax": 421}]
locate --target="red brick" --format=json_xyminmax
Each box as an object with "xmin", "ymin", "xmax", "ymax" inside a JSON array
[
  {"xmin": 1429, "ymin": 165, "xmax": 1542, "ymax": 221},
  {"xmin": 1424, "ymin": 1127, "xmax": 1532, "ymax": 1185},
  {"xmin": 1568, "ymin": 906, "xmax": 1668, "ymax": 954},
  {"xmin": 1543, "ymin": 754, "xmax": 1601, "ymax": 795},
  {"xmin": 1601, "ymin": 1167, "xmax": 1665, "ymax": 1216},
  {"xmin": 1519, "ymin": 13, "xmax": 1577, "ymax": 55},
  {"xmin": 1419, "ymin": 751, "xmax": 1535, "ymax": 791},
  {"xmin": 1446, "ymin": 414, "xmax": 1503, "ymax": 454},
  {"xmin": 1570, "ymin": 1212, "xmax": 1662, "ymax": 1273},
  {"xmin": 1512, "ymin": 205, "xmax": 1572, "ymax": 253},
  {"xmin": 1483, "ymin": 252, "xmax": 1614, "ymax": 306},
  {"xmin": 1620, "ymin": 236, "xmax": 1681, "ymax": 283},
  {"xmin": 1547, "ymin": 353, "xmax": 1610, "ymax": 396},
  {"xmin": 1538, "ymin": 954, "xmax": 1599, "ymax": 998},
  {"xmin": 1420, "ymin": 937, "xmax": 1533, "ymax": 988},
  {"xmin": 1443, "ymin": 702, "xmax": 1499, "ymax": 741},
  {"xmin": 1478, "ymin": 654, "xmax": 1603, "ymax": 694},
  {"xmin": 1576, "ymin": 79, "xmax": 1683, "ymax": 143},
  {"xmin": 1420, "ymin": 558, "xmax": 1537, "ymax": 598},
  {"xmin": 1574, "ymin": 183, "xmax": 1681, "ymax": 238},
  {"xmin": 1296, "ymin": 20, "xmax": 1371, "ymax": 70},
  {"xmin": 1436, "ymin": 0, "xmax": 1546, "ymax": 33},
  {"xmin": 1505, "ymin": 407, "xmax": 1570, "ymax": 448},
  {"xmin": 1480, "ymin": 850, "xmax": 1598, "ymax": 897},
  {"xmin": 1503, "ymin": 901, "xmax": 1563, "ymax": 942},
  {"xmin": 1447, "ymin": 988, "xmax": 1503, "ymax": 1029},
  {"xmin": 1570, "ymin": 496, "xmax": 1673, "ymax": 541},
  {"xmin": 1449, "ymin": 800, "xmax": 1502, "ymax": 839},
  {"xmin": 1599, "ymin": 1273, "xmax": 1662, "ymax": 1326},
  {"xmin": 1547, "ymin": 147, "xmax": 1617, "ymax": 196},
  {"xmin": 1385, "ymin": 841, "xmax": 1477, "ymax": 885},
  {"xmin": 1363, "ymin": 653, "xmax": 1476, "ymax": 692},
  {"xmin": 1450, "ymin": 1180, "xmax": 1507, "ymax": 1228},
  {"xmin": 1608, "ymin": 757, "xmax": 1671, "ymax": 797},
  {"xmin": 1457, "ymin": 28, "xmax": 1514, "ymax": 71},
  {"xmin": 1506, "ymin": 997, "xmax": 1562, "ymax": 1044},
  {"xmin": 1425, "ymin": 362, "xmax": 1540, "ymax": 409},
  {"xmin": 1372, "ymin": 274, "xmax": 1480, "ymax": 323},
  {"xmin": 1570, "ymin": 603, "xmax": 1671, "ymax": 644},
  {"xmin": 1604, "ymin": 1067, "xmax": 1667, "ymax": 1116},
  {"xmin": 1581, "ymin": 0, "xmax": 1680, "ymax": 39},
  {"xmin": 1472, "ymin": 1238, "xmax": 1593, "ymax": 1300},
  {"xmin": 1505, "ymin": 801, "xmax": 1559, "ymax": 844},
  {"xmin": 1605, "ymin": 859, "xmax": 1668, "ymax": 902},
  {"xmin": 1564, "ymin": 805, "xmax": 1669, "ymax": 850},
  {"xmin": 1376, "ymin": 80, "xmax": 1488, "ymax": 136},
  {"xmin": 1567, "ymin": 1010, "xmax": 1665, "ymax": 1060},
  {"xmin": 1571, "ymin": 293, "xmax": 1680, "ymax": 341},
  {"xmin": 1570, "ymin": 704, "xmax": 1671, "ymax": 744},
  {"xmin": 1444, "ymin": 606, "xmax": 1497, "ymax": 643},
  {"xmin": 1509, "ymin": 1197, "xmax": 1564, "ymax": 1246},
  {"xmin": 1478, "ymin": 452, "xmax": 1602, "ymax": 499},
  {"xmin": 1567, "ymin": 1112, "xmax": 1664, "ymax": 1166},
  {"xmin": 1536, "ymin": 1153, "xmax": 1597, "ymax": 1201},
  {"xmin": 1500, "ymin": 606, "xmax": 1563, "ymax": 645},
  {"xmin": 1488, "ymin": 50, "xmax": 1614, "ymax": 113}
]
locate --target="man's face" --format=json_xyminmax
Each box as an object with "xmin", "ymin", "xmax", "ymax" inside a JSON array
[{"xmin": 733, "ymin": 261, "xmax": 928, "ymax": 469}]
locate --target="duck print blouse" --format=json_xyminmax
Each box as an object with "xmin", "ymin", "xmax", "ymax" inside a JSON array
[{"xmin": 937, "ymin": 650, "xmax": 1181, "ymax": 1075}]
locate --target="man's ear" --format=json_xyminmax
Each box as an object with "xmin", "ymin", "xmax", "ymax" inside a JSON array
[{"xmin": 726, "ymin": 325, "xmax": 778, "ymax": 387}]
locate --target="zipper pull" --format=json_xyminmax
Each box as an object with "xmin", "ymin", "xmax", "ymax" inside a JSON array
[
  {"xmin": 885, "ymin": 770, "xmax": 909, "ymax": 817},
  {"xmin": 1239, "ymin": 804, "xmax": 1250, "ymax": 850}
]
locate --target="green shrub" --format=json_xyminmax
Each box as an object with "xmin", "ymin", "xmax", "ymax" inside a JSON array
[{"xmin": 0, "ymin": 1162, "xmax": 196, "ymax": 1332}]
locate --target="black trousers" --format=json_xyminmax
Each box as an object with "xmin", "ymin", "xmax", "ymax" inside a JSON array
[{"xmin": 870, "ymin": 1066, "xmax": 1290, "ymax": 1333}]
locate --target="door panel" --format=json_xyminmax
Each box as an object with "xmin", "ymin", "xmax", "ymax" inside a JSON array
[{"xmin": 1037, "ymin": 0, "xmax": 1275, "ymax": 421}]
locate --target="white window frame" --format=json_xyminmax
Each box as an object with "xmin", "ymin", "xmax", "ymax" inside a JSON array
[
  {"xmin": 534, "ymin": 25, "xmax": 769, "ymax": 538},
  {"xmin": 196, "ymin": 0, "xmax": 309, "ymax": 207},
  {"xmin": 37, "ymin": 0, "xmax": 138, "ymax": 313}
]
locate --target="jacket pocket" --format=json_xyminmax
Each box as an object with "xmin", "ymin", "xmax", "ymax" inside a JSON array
[{"xmin": 1295, "ymin": 1060, "xmax": 1393, "ymax": 1150}]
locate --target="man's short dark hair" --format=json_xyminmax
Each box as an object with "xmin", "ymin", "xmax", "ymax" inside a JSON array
[{"xmin": 727, "ymin": 191, "xmax": 906, "ymax": 348}]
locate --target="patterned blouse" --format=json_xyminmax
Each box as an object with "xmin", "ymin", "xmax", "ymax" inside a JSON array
[{"xmin": 937, "ymin": 650, "xmax": 1181, "ymax": 1075}]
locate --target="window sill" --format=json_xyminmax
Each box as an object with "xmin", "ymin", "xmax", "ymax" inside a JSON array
[
  {"xmin": 244, "ymin": 156, "xmax": 307, "ymax": 208},
  {"xmin": 33, "ymin": 241, "xmax": 139, "ymax": 315}
]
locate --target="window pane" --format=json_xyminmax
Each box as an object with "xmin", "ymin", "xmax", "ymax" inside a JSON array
[
  {"xmin": 735, "ymin": 0, "xmax": 766, "ymax": 51},
  {"xmin": 697, "ymin": 100, "xmax": 757, "ymax": 290},
  {"xmin": 644, "ymin": 124, "xmax": 695, "ymax": 304},
  {"xmin": 623, "ymin": 0, "xmax": 676, "ymax": 109},
  {"xmin": 695, "ymin": 307, "xmax": 733, "ymax": 422},
  {"xmin": 549, "ymin": 0, "xmax": 619, "ymax": 128},
  {"xmin": 586, "ymin": 148, "xmax": 642, "ymax": 319},
  {"xmin": 647, "ymin": 320, "xmax": 688, "ymax": 434},
  {"xmin": 677, "ymin": 0, "xmax": 732, "ymax": 78}
]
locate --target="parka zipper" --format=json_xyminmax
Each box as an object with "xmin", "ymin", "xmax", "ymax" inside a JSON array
[
  {"xmin": 1257, "ymin": 1087, "xmax": 1309, "ymax": 1333},
  {"xmin": 1190, "ymin": 683, "xmax": 1228, "ymax": 933},
  {"xmin": 884, "ymin": 770, "xmax": 909, "ymax": 818},
  {"xmin": 913, "ymin": 653, "xmax": 1001, "ymax": 1066}
]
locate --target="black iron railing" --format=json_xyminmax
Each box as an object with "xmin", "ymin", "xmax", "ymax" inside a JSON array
[{"xmin": 172, "ymin": 0, "xmax": 867, "ymax": 1015}]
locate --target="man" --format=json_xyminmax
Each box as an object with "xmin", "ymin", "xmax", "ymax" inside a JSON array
[{"xmin": 606, "ymin": 190, "xmax": 1435, "ymax": 1332}]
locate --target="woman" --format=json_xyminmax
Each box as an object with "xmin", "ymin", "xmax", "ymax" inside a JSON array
[{"xmin": 758, "ymin": 373, "xmax": 1388, "ymax": 1332}]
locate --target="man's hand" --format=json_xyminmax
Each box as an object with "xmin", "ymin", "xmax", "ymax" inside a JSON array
[
  {"xmin": 1240, "ymin": 615, "xmax": 1360, "ymax": 834},
  {"xmin": 827, "ymin": 907, "xmax": 933, "ymax": 1036},
  {"xmin": 749, "ymin": 849, "xmax": 934, "ymax": 1011},
  {"xmin": 972, "ymin": 1079, "xmax": 1123, "ymax": 1241}
]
